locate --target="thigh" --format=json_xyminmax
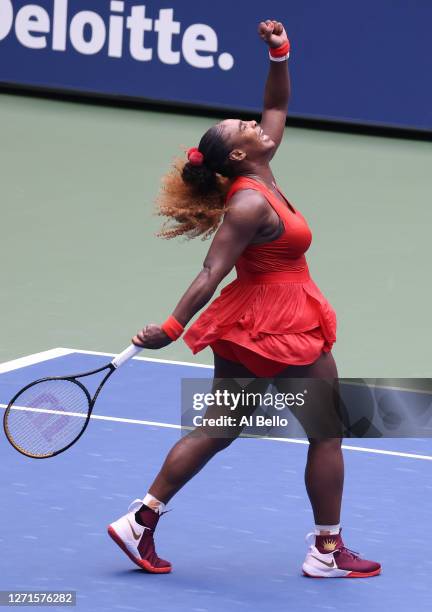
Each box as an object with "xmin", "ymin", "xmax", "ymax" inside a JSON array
[
  {"xmin": 273, "ymin": 352, "xmax": 342, "ymax": 439},
  {"xmin": 274, "ymin": 350, "xmax": 339, "ymax": 380},
  {"xmin": 196, "ymin": 351, "xmax": 273, "ymax": 439}
]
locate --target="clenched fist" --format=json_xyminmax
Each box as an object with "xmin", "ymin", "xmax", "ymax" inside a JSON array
[{"xmin": 258, "ymin": 19, "xmax": 288, "ymax": 49}]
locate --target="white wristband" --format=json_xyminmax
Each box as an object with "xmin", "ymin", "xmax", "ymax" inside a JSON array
[{"xmin": 269, "ymin": 51, "xmax": 290, "ymax": 62}]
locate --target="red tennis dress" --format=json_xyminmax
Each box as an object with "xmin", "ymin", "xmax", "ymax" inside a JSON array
[{"xmin": 183, "ymin": 177, "xmax": 337, "ymax": 376}]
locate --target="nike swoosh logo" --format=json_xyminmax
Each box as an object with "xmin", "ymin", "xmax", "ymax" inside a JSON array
[
  {"xmin": 311, "ymin": 555, "xmax": 336, "ymax": 569},
  {"xmin": 127, "ymin": 519, "xmax": 142, "ymax": 541}
]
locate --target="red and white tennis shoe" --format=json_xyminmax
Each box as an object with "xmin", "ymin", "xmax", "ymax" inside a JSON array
[
  {"xmin": 302, "ymin": 530, "xmax": 381, "ymax": 578},
  {"xmin": 107, "ymin": 498, "xmax": 172, "ymax": 573}
]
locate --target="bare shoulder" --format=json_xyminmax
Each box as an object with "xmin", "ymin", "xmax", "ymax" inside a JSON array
[{"xmin": 225, "ymin": 189, "xmax": 269, "ymax": 222}]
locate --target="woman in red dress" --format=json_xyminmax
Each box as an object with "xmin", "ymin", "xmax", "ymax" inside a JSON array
[{"xmin": 108, "ymin": 20, "xmax": 381, "ymax": 579}]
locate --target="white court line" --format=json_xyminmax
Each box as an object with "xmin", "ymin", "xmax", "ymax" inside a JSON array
[
  {"xmin": 70, "ymin": 351, "xmax": 432, "ymax": 396},
  {"xmin": 1, "ymin": 404, "xmax": 431, "ymax": 462},
  {"xmin": 17, "ymin": 347, "xmax": 430, "ymax": 396},
  {"xmin": 0, "ymin": 346, "xmax": 212, "ymax": 375},
  {"xmin": 4, "ymin": 348, "xmax": 431, "ymax": 395},
  {"xmin": 0, "ymin": 348, "xmax": 74, "ymax": 374},
  {"xmin": 2, "ymin": 347, "xmax": 432, "ymax": 462},
  {"xmin": 0, "ymin": 404, "xmax": 179, "ymax": 430}
]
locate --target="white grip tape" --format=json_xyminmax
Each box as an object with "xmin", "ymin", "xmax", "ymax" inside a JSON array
[{"xmin": 111, "ymin": 344, "xmax": 143, "ymax": 369}]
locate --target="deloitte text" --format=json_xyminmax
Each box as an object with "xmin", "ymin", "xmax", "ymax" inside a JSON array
[{"xmin": 0, "ymin": 0, "xmax": 234, "ymax": 69}]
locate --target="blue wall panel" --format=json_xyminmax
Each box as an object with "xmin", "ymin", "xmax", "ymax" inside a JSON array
[{"xmin": 1, "ymin": 0, "xmax": 431, "ymax": 131}]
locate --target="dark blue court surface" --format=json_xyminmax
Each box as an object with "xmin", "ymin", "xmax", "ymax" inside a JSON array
[{"xmin": 1, "ymin": 349, "xmax": 431, "ymax": 612}]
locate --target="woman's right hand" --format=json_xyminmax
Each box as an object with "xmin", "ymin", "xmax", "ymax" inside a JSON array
[
  {"xmin": 258, "ymin": 19, "xmax": 288, "ymax": 49},
  {"xmin": 132, "ymin": 324, "xmax": 172, "ymax": 350}
]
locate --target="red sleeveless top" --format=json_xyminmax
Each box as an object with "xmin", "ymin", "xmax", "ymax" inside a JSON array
[{"xmin": 183, "ymin": 177, "xmax": 337, "ymax": 366}]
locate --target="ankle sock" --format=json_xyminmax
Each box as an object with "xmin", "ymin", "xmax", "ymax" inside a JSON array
[{"xmin": 314, "ymin": 523, "xmax": 340, "ymax": 536}]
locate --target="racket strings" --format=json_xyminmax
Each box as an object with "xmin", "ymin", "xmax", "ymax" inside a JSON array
[{"xmin": 5, "ymin": 379, "xmax": 90, "ymax": 457}]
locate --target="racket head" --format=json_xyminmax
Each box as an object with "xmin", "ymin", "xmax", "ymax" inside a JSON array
[{"xmin": 3, "ymin": 377, "xmax": 92, "ymax": 459}]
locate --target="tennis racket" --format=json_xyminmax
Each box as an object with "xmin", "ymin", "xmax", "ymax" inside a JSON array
[{"xmin": 3, "ymin": 344, "xmax": 143, "ymax": 459}]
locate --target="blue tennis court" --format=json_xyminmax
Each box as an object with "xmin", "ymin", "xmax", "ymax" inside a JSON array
[{"xmin": 1, "ymin": 348, "xmax": 431, "ymax": 612}]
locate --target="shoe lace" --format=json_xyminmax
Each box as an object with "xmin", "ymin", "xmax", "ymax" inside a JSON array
[{"xmin": 337, "ymin": 545, "xmax": 360, "ymax": 559}]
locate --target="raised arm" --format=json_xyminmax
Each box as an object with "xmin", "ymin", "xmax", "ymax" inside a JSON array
[
  {"xmin": 259, "ymin": 20, "xmax": 291, "ymax": 153},
  {"xmin": 132, "ymin": 192, "xmax": 269, "ymax": 349}
]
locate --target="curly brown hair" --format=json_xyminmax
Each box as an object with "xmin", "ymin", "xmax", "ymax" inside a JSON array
[{"xmin": 156, "ymin": 124, "xmax": 236, "ymax": 240}]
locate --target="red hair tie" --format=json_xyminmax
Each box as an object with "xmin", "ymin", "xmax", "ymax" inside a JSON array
[{"xmin": 187, "ymin": 147, "xmax": 204, "ymax": 166}]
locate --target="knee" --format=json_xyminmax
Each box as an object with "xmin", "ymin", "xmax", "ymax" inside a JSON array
[
  {"xmin": 191, "ymin": 428, "xmax": 236, "ymax": 454},
  {"xmin": 209, "ymin": 436, "xmax": 235, "ymax": 453}
]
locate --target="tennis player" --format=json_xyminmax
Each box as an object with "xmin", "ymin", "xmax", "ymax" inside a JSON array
[{"xmin": 108, "ymin": 20, "xmax": 381, "ymax": 579}]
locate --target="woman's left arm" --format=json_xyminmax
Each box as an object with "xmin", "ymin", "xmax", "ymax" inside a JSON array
[{"xmin": 259, "ymin": 20, "xmax": 291, "ymax": 152}]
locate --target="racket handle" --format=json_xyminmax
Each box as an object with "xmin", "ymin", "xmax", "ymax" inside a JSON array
[{"xmin": 111, "ymin": 344, "xmax": 143, "ymax": 369}]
